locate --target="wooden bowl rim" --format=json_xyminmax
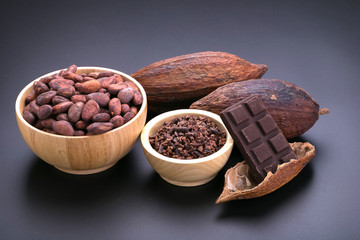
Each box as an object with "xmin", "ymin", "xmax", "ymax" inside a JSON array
[
  {"xmin": 15, "ymin": 66, "xmax": 147, "ymax": 139},
  {"xmin": 141, "ymin": 109, "xmax": 234, "ymax": 164}
]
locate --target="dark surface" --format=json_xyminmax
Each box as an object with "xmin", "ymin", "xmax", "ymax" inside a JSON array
[
  {"xmin": 1, "ymin": 0, "xmax": 359, "ymax": 239},
  {"xmin": 220, "ymin": 95, "xmax": 296, "ymax": 182}
]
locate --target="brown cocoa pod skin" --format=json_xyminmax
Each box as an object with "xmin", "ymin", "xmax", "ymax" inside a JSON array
[
  {"xmin": 49, "ymin": 79, "xmax": 75, "ymax": 90},
  {"xmin": 121, "ymin": 104, "xmax": 130, "ymax": 115},
  {"xmin": 132, "ymin": 91, "xmax": 143, "ymax": 106},
  {"xmin": 118, "ymin": 87, "xmax": 134, "ymax": 104},
  {"xmin": 110, "ymin": 115, "xmax": 124, "ymax": 128},
  {"xmin": 86, "ymin": 122, "xmax": 113, "ymax": 135},
  {"xmin": 86, "ymin": 92, "xmax": 110, "ymax": 107},
  {"xmin": 76, "ymin": 80, "xmax": 101, "ymax": 94},
  {"xmin": 23, "ymin": 110, "xmax": 35, "ymax": 125},
  {"xmin": 108, "ymin": 98, "xmax": 121, "ymax": 116},
  {"xmin": 190, "ymin": 79, "xmax": 321, "ymax": 139},
  {"xmin": 108, "ymin": 83, "xmax": 127, "ymax": 95},
  {"xmin": 81, "ymin": 99, "xmax": 100, "ymax": 121},
  {"xmin": 37, "ymin": 104, "xmax": 53, "ymax": 120},
  {"xmin": 57, "ymin": 85, "xmax": 76, "ymax": 98},
  {"xmin": 52, "ymin": 101, "xmax": 74, "ymax": 115},
  {"xmin": 123, "ymin": 111, "xmax": 135, "ymax": 123},
  {"xmin": 92, "ymin": 113, "xmax": 111, "ymax": 122},
  {"xmin": 33, "ymin": 81, "xmax": 49, "ymax": 94},
  {"xmin": 36, "ymin": 91, "xmax": 57, "ymax": 105},
  {"xmin": 131, "ymin": 51, "xmax": 267, "ymax": 110},
  {"xmin": 52, "ymin": 95, "xmax": 70, "ymax": 105},
  {"xmin": 71, "ymin": 94, "xmax": 87, "ymax": 103},
  {"xmin": 52, "ymin": 120, "xmax": 74, "ymax": 136},
  {"xmin": 68, "ymin": 102, "xmax": 84, "ymax": 123}
]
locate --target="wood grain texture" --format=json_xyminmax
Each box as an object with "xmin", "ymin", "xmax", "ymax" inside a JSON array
[
  {"xmin": 15, "ymin": 67, "xmax": 147, "ymax": 174},
  {"xmin": 141, "ymin": 109, "xmax": 234, "ymax": 187}
]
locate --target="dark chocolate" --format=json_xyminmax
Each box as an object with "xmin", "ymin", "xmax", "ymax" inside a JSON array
[{"xmin": 220, "ymin": 95, "xmax": 296, "ymax": 183}]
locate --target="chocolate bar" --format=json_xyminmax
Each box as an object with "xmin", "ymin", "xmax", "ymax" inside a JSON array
[{"xmin": 220, "ymin": 95, "xmax": 296, "ymax": 183}]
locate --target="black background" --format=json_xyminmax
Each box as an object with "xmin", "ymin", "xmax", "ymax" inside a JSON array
[{"xmin": 1, "ymin": 0, "xmax": 360, "ymax": 239}]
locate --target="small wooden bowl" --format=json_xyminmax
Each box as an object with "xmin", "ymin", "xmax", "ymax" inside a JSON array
[
  {"xmin": 15, "ymin": 67, "xmax": 147, "ymax": 174},
  {"xmin": 141, "ymin": 109, "xmax": 234, "ymax": 187}
]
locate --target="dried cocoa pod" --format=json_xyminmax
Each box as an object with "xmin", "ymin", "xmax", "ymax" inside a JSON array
[
  {"xmin": 36, "ymin": 91, "xmax": 57, "ymax": 105},
  {"xmin": 71, "ymin": 94, "xmax": 87, "ymax": 103},
  {"xmin": 52, "ymin": 95, "xmax": 70, "ymax": 105},
  {"xmin": 49, "ymin": 79, "xmax": 74, "ymax": 90},
  {"xmin": 108, "ymin": 83, "xmax": 127, "ymax": 95},
  {"xmin": 33, "ymin": 81, "xmax": 49, "ymax": 94},
  {"xmin": 68, "ymin": 102, "xmax": 84, "ymax": 123},
  {"xmin": 108, "ymin": 98, "xmax": 121, "ymax": 116},
  {"xmin": 52, "ymin": 101, "xmax": 74, "ymax": 115},
  {"xmin": 190, "ymin": 79, "xmax": 329, "ymax": 139},
  {"xmin": 57, "ymin": 85, "xmax": 76, "ymax": 98},
  {"xmin": 118, "ymin": 87, "xmax": 134, "ymax": 104},
  {"xmin": 86, "ymin": 92, "xmax": 110, "ymax": 107},
  {"xmin": 81, "ymin": 99, "xmax": 100, "ymax": 121},
  {"xmin": 92, "ymin": 113, "xmax": 111, "ymax": 122},
  {"xmin": 131, "ymin": 51, "xmax": 267, "ymax": 112},
  {"xmin": 110, "ymin": 115, "xmax": 124, "ymax": 128},
  {"xmin": 52, "ymin": 120, "xmax": 74, "ymax": 136},
  {"xmin": 216, "ymin": 142, "xmax": 315, "ymax": 203},
  {"xmin": 75, "ymin": 80, "xmax": 101, "ymax": 94},
  {"xmin": 23, "ymin": 110, "xmax": 35, "ymax": 125},
  {"xmin": 86, "ymin": 122, "xmax": 113, "ymax": 135},
  {"xmin": 37, "ymin": 104, "xmax": 53, "ymax": 120}
]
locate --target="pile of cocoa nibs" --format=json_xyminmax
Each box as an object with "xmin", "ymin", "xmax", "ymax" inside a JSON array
[
  {"xmin": 22, "ymin": 64, "xmax": 143, "ymax": 136},
  {"xmin": 149, "ymin": 115, "xmax": 227, "ymax": 159}
]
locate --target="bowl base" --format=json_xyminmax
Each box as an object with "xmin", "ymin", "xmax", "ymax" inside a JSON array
[
  {"xmin": 55, "ymin": 162, "xmax": 117, "ymax": 175},
  {"xmin": 160, "ymin": 175, "xmax": 216, "ymax": 187}
]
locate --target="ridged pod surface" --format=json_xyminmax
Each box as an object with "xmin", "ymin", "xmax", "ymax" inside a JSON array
[
  {"xmin": 131, "ymin": 51, "xmax": 267, "ymax": 113},
  {"xmin": 190, "ymin": 79, "xmax": 327, "ymax": 139}
]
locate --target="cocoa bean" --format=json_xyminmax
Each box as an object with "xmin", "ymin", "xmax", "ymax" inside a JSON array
[
  {"xmin": 76, "ymin": 80, "xmax": 101, "ymax": 94},
  {"xmin": 86, "ymin": 92, "xmax": 110, "ymax": 107},
  {"xmin": 74, "ymin": 130, "xmax": 85, "ymax": 136},
  {"xmin": 52, "ymin": 95, "xmax": 70, "ymax": 105},
  {"xmin": 63, "ymin": 71, "xmax": 83, "ymax": 82},
  {"xmin": 71, "ymin": 94, "xmax": 87, "ymax": 103},
  {"xmin": 39, "ymin": 118, "xmax": 56, "ymax": 128},
  {"xmin": 23, "ymin": 110, "xmax": 35, "ymax": 125},
  {"xmin": 108, "ymin": 83, "xmax": 127, "ymax": 95},
  {"xmin": 88, "ymin": 72, "xmax": 100, "ymax": 79},
  {"xmin": 82, "ymin": 76, "xmax": 95, "ymax": 82},
  {"xmin": 37, "ymin": 104, "xmax": 53, "ymax": 120},
  {"xmin": 57, "ymin": 85, "xmax": 76, "ymax": 98},
  {"xmin": 86, "ymin": 122, "xmax": 113, "ymax": 135},
  {"xmin": 125, "ymin": 81, "xmax": 139, "ymax": 91},
  {"xmin": 132, "ymin": 91, "xmax": 143, "ymax": 106},
  {"xmin": 36, "ymin": 91, "xmax": 57, "ymax": 105},
  {"xmin": 118, "ymin": 87, "xmax": 134, "ymax": 104},
  {"xmin": 52, "ymin": 101, "xmax": 74, "ymax": 115},
  {"xmin": 49, "ymin": 79, "xmax": 75, "ymax": 90},
  {"xmin": 43, "ymin": 128, "xmax": 56, "ymax": 134},
  {"xmin": 66, "ymin": 64, "xmax": 77, "ymax": 74},
  {"xmin": 68, "ymin": 102, "xmax": 84, "ymax": 123},
  {"xmin": 81, "ymin": 99, "xmax": 100, "ymax": 121},
  {"xmin": 25, "ymin": 90, "xmax": 38, "ymax": 104},
  {"xmin": 114, "ymin": 74, "xmax": 124, "ymax": 83},
  {"xmin": 99, "ymin": 76, "xmax": 117, "ymax": 89},
  {"xmin": 56, "ymin": 113, "xmax": 68, "ymax": 121},
  {"xmin": 123, "ymin": 111, "xmax": 135, "ymax": 123},
  {"xmin": 190, "ymin": 79, "xmax": 328, "ymax": 139},
  {"xmin": 110, "ymin": 115, "xmax": 124, "ymax": 128},
  {"xmin": 33, "ymin": 81, "xmax": 49, "ymax": 94},
  {"xmin": 39, "ymin": 74, "xmax": 57, "ymax": 84},
  {"xmin": 52, "ymin": 120, "xmax": 74, "ymax": 136},
  {"xmin": 108, "ymin": 98, "xmax": 121, "ymax": 116},
  {"xmin": 130, "ymin": 106, "xmax": 138, "ymax": 115},
  {"xmin": 121, "ymin": 104, "xmax": 130, "ymax": 115},
  {"xmin": 75, "ymin": 120, "xmax": 88, "ymax": 130},
  {"xmin": 29, "ymin": 100, "xmax": 40, "ymax": 116},
  {"xmin": 92, "ymin": 113, "xmax": 111, "ymax": 122},
  {"xmin": 98, "ymin": 71, "xmax": 114, "ymax": 78}
]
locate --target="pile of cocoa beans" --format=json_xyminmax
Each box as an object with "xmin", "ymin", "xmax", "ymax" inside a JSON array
[{"xmin": 23, "ymin": 65, "xmax": 143, "ymax": 136}]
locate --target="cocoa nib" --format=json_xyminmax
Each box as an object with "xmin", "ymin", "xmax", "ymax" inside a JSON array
[{"xmin": 149, "ymin": 115, "xmax": 226, "ymax": 159}]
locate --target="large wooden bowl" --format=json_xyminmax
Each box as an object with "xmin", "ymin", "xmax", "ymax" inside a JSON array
[
  {"xmin": 141, "ymin": 109, "xmax": 234, "ymax": 187},
  {"xmin": 15, "ymin": 67, "xmax": 147, "ymax": 174}
]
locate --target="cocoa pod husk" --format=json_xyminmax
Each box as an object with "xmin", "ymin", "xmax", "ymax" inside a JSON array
[
  {"xmin": 131, "ymin": 51, "xmax": 267, "ymax": 113},
  {"xmin": 190, "ymin": 79, "xmax": 329, "ymax": 139},
  {"xmin": 216, "ymin": 142, "xmax": 315, "ymax": 203}
]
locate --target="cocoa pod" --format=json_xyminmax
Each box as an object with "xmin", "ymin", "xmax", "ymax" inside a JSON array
[
  {"xmin": 110, "ymin": 115, "xmax": 124, "ymax": 128},
  {"xmin": 81, "ymin": 100, "xmax": 100, "ymax": 121},
  {"xmin": 52, "ymin": 95, "xmax": 70, "ymax": 105},
  {"xmin": 33, "ymin": 81, "xmax": 49, "ymax": 94},
  {"xmin": 57, "ymin": 85, "xmax": 76, "ymax": 98},
  {"xmin": 118, "ymin": 87, "xmax": 134, "ymax": 104},
  {"xmin": 131, "ymin": 51, "xmax": 267, "ymax": 112},
  {"xmin": 68, "ymin": 102, "xmax": 84, "ymax": 123},
  {"xmin": 52, "ymin": 120, "xmax": 74, "ymax": 136},
  {"xmin": 86, "ymin": 122, "xmax": 113, "ymax": 135},
  {"xmin": 37, "ymin": 104, "xmax": 53, "ymax": 120},
  {"xmin": 76, "ymin": 80, "xmax": 101, "ymax": 93},
  {"xmin": 108, "ymin": 98, "xmax": 121, "ymax": 116},
  {"xmin": 92, "ymin": 113, "xmax": 111, "ymax": 122},
  {"xmin": 190, "ymin": 79, "xmax": 329, "ymax": 139},
  {"xmin": 52, "ymin": 101, "xmax": 74, "ymax": 115},
  {"xmin": 36, "ymin": 91, "xmax": 57, "ymax": 105},
  {"xmin": 86, "ymin": 92, "xmax": 110, "ymax": 107}
]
